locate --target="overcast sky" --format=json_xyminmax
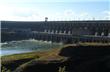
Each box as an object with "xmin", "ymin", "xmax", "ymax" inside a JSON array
[{"xmin": 0, "ymin": 0, "xmax": 110, "ymax": 21}]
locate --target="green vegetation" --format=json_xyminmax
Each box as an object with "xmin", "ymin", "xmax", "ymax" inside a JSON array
[
  {"xmin": 1, "ymin": 52, "xmax": 40, "ymax": 64},
  {"xmin": 1, "ymin": 43, "xmax": 110, "ymax": 72},
  {"xmin": 58, "ymin": 66, "xmax": 66, "ymax": 72},
  {"xmin": 1, "ymin": 47, "xmax": 63, "ymax": 71},
  {"xmin": 1, "ymin": 47, "xmax": 63, "ymax": 62},
  {"xmin": 1, "ymin": 66, "xmax": 11, "ymax": 72},
  {"xmin": 78, "ymin": 42, "xmax": 110, "ymax": 46}
]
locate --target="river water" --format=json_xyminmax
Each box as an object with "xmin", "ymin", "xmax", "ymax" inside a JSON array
[{"xmin": 0, "ymin": 39, "xmax": 63, "ymax": 56}]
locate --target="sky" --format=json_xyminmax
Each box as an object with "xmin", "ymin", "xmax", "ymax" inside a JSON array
[{"xmin": 0, "ymin": 0, "xmax": 110, "ymax": 21}]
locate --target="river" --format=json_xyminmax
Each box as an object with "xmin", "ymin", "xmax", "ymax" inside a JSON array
[{"xmin": 1, "ymin": 39, "xmax": 63, "ymax": 56}]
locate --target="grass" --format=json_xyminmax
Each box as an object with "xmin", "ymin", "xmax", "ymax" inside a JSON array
[
  {"xmin": 1, "ymin": 66, "xmax": 11, "ymax": 72},
  {"xmin": 1, "ymin": 47, "xmax": 64, "ymax": 64},
  {"xmin": 2, "ymin": 42, "xmax": 110, "ymax": 64},
  {"xmin": 58, "ymin": 66, "xmax": 66, "ymax": 72},
  {"xmin": 78, "ymin": 42, "xmax": 110, "ymax": 46},
  {"xmin": 1, "ymin": 43, "xmax": 110, "ymax": 72},
  {"xmin": 1, "ymin": 52, "xmax": 41, "ymax": 71},
  {"xmin": 1, "ymin": 52, "xmax": 39, "ymax": 64},
  {"xmin": 1, "ymin": 47, "xmax": 66, "ymax": 72}
]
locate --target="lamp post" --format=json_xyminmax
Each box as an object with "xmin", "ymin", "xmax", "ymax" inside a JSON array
[{"xmin": 45, "ymin": 17, "xmax": 48, "ymax": 22}]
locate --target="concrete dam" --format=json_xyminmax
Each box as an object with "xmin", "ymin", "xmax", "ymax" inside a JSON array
[{"xmin": 1, "ymin": 20, "xmax": 110, "ymax": 43}]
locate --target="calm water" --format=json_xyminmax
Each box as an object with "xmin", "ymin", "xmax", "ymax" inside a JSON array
[{"xmin": 1, "ymin": 39, "xmax": 63, "ymax": 56}]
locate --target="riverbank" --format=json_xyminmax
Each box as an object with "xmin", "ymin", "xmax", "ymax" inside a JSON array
[
  {"xmin": 1, "ymin": 43, "xmax": 110, "ymax": 72},
  {"xmin": 1, "ymin": 47, "xmax": 64, "ymax": 72}
]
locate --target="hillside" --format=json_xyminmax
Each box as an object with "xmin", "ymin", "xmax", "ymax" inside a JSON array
[{"xmin": 1, "ymin": 44, "xmax": 110, "ymax": 72}]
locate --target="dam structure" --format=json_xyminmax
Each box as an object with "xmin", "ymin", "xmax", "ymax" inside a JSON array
[{"xmin": 1, "ymin": 20, "xmax": 110, "ymax": 43}]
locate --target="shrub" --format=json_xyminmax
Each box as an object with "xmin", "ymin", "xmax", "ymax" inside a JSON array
[
  {"xmin": 58, "ymin": 66, "xmax": 66, "ymax": 72},
  {"xmin": 1, "ymin": 66, "xmax": 11, "ymax": 72}
]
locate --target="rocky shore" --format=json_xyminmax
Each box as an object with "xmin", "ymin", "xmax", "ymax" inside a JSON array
[{"xmin": 1, "ymin": 44, "xmax": 110, "ymax": 72}]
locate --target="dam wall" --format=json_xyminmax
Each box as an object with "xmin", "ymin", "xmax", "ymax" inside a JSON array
[{"xmin": 1, "ymin": 20, "xmax": 110, "ymax": 43}]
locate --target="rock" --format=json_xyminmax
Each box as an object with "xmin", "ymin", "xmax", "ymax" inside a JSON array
[{"xmin": 14, "ymin": 45, "xmax": 110, "ymax": 72}]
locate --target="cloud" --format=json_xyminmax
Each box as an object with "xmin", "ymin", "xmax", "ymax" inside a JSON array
[
  {"xmin": 79, "ymin": 12, "xmax": 89, "ymax": 17},
  {"xmin": 56, "ymin": 10, "xmax": 92, "ymax": 20},
  {"xmin": 0, "ymin": 4, "xmax": 44, "ymax": 21},
  {"xmin": 103, "ymin": 10, "xmax": 110, "ymax": 15},
  {"xmin": 102, "ymin": 10, "xmax": 110, "ymax": 20},
  {"xmin": 64, "ymin": 9, "xmax": 75, "ymax": 16},
  {"xmin": 0, "ymin": 4, "xmax": 109, "ymax": 21}
]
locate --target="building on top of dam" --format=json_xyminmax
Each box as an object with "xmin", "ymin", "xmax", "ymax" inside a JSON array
[{"xmin": 1, "ymin": 20, "xmax": 110, "ymax": 43}]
